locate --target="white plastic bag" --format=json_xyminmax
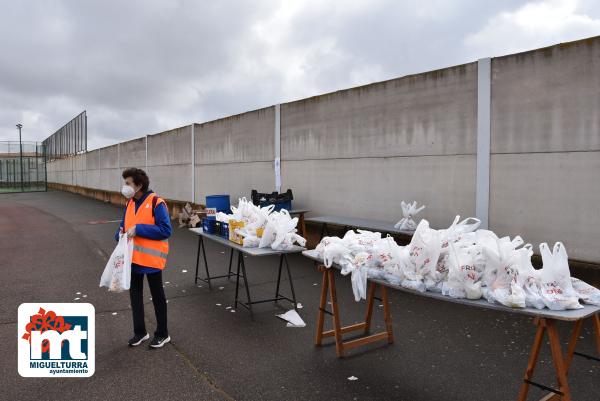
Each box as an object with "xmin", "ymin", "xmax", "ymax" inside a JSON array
[
  {"xmin": 479, "ymin": 234, "xmax": 517, "ymax": 302},
  {"xmin": 323, "ymin": 242, "xmax": 351, "ymax": 268},
  {"xmin": 345, "ymin": 230, "xmax": 381, "ymax": 254},
  {"xmin": 372, "ymin": 236, "xmax": 397, "ymax": 267},
  {"xmin": 381, "ymin": 245, "xmax": 408, "ymax": 286},
  {"xmin": 402, "ymin": 219, "xmax": 441, "ymax": 292},
  {"xmin": 100, "ymin": 233, "xmax": 133, "ymax": 292},
  {"xmin": 242, "ymin": 235, "xmax": 260, "ymax": 248},
  {"xmin": 484, "ymin": 236, "xmax": 526, "ymax": 308},
  {"xmin": 271, "ymin": 210, "xmax": 304, "ymax": 250},
  {"xmin": 259, "ymin": 215, "xmax": 278, "ymax": 248},
  {"xmin": 539, "ymin": 242, "xmax": 582, "ymax": 310},
  {"xmin": 369, "ymin": 236, "xmax": 399, "ymax": 280},
  {"xmin": 571, "ymin": 278, "xmax": 600, "ymax": 306},
  {"xmin": 442, "ymin": 243, "xmax": 485, "ymax": 300},
  {"xmin": 340, "ymin": 252, "xmax": 371, "ymax": 301},
  {"xmin": 516, "ymin": 245, "xmax": 545, "ymax": 309},
  {"xmin": 394, "ymin": 201, "xmax": 425, "ymax": 231},
  {"xmin": 439, "ymin": 216, "xmax": 481, "ymax": 248}
]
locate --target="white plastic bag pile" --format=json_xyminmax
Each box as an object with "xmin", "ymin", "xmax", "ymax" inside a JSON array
[
  {"xmin": 314, "ymin": 216, "xmax": 600, "ymax": 310},
  {"xmin": 216, "ymin": 197, "xmax": 306, "ymax": 250}
]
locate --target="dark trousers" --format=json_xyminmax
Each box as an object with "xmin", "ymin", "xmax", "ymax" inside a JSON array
[{"xmin": 129, "ymin": 270, "xmax": 168, "ymax": 338}]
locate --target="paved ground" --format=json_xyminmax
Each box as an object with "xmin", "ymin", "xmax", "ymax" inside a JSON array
[{"xmin": 1, "ymin": 190, "xmax": 598, "ymax": 401}]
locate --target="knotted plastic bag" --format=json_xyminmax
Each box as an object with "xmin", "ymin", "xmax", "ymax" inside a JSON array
[
  {"xmin": 402, "ymin": 219, "xmax": 441, "ymax": 293},
  {"xmin": 394, "ymin": 201, "xmax": 426, "ymax": 231},
  {"xmin": 516, "ymin": 244, "xmax": 545, "ymax": 310},
  {"xmin": 340, "ymin": 252, "xmax": 371, "ymax": 301},
  {"xmin": 442, "ymin": 242, "xmax": 485, "ymax": 300},
  {"xmin": 539, "ymin": 242, "xmax": 582, "ymax": 310},
  {"xmin": 483, "ymin": 236, "xmax": 526, "ymax": 308}
]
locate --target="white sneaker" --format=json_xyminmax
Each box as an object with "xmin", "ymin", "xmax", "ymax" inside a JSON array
[
  {"xmin": 149, "ymin": 335, "xmax": 171, "ymax": 348},
  {"xmin": 128, "ymin": 333, "xmax": 149, "ymax": 346}
]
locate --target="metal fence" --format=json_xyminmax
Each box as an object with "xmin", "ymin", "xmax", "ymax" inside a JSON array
[
  {"xmin": 0, "ymin": 141, "xmax": 46, "ymax": 193},
  {"xmin": 42, "ymin": 110, "xmax": 87, "ymax": 160}
]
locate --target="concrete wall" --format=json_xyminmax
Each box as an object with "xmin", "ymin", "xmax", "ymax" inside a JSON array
[
  {"xmin": 45, "ymin": 35, "xmax": 600, "ymax": 263},
  {"xmin": 148, "ymin": 125, "xmax": 192, "ymax": 202},
  {"xmin": 98, "ymin": 144, "xmax": 120, "ymax": 192},
  {"xmin": 281, "ymin": 63, "xmax": 478, "ymax": 228},
  {"xmin": 489, "ymin": 38, "xmax": 600, "ymax": 262},
  {"xmin": 194, "ymin": 107, "xmax": 275, "ymax": 204}
]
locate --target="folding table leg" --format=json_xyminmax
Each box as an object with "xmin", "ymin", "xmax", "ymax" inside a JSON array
[
  {"xmin": 382, "ymin": 286, "xmax": 394, "ymax": 344},
  {"xmin": 314, "ymin": 266, "xmax": 395, "ymax": 358},
  {"xmin": 327, "ymin": 269, "xmax": 344, "ymax": 357},
  {"xmin": 234, "ymin": 251, "xmax": 242, "ymax": 309},
  {"xmin": 518, "ymin": 317, "xmax": 575, "ymax": 401},
  {"xmin": 194, "ymin": 236, "xmax": 201, "ymax": 284},
  {"xmin": 274, "ymin": 254, "xmax": 284, "ymax": 303},
  {"xmin": 536, "ymin": 314, "xmax": 600, "ymax": 401},
  {"xmin": 594, "ymin": 314, "xmax": 600, "ymax": 355},
  {"xmin": 227, "ymin": 248, "xmax": 234, "ymax": 279},
  {"xmin": 319, "ymin": 223, "xmax": 327, "ymax": 241},
  {"xmin": 546, "ymin": 320, "xmax": 571, "ymax": 401},
  {"xmin": 364, "ymin": 282, "xmax": 376, "ymax": 334},
  {"xmin": 283, "ymin": 254, "xmax": 298, "ymax": 309},
  {"xmin": 240, "ymin": 253, "xmax": 254, "ymax": 319},
  {"xmin": 201, "ymin": 236, "xmax": 211, "ymax": 290},
  {"xmin": 315, "ymin": 267, "xmax": 328, "ymax": 346},
  {"xmin": 564, "ymin": 319, "xmax": 584, "ymax": 372},
  {"xmin": 298, "ymin": 213, "xmax": 306, "ymax": 237},
  {"xmin": 518, "ymin": 318, "xmax": 546, "ymax": 401}
]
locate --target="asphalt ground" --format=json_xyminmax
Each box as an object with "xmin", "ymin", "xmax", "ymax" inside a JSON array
[{"xmin": 1, "ymin": 190, "xmax": 598, "ymax": 401}]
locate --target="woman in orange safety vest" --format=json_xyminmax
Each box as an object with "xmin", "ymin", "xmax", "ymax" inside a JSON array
[{"xmin": 115, "ymin": 168, "xmax": 172, "ymax": 348}]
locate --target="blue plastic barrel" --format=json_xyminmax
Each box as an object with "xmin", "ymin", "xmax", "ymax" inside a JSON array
[{"xmin": 206, "ymin": 195, "xmax": 231, "ymax": 213}]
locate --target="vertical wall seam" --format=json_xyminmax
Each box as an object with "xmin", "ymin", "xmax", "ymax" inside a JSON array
[
  {"xmin": 145, "ymin": 135, "xmax": 148, "ymax": 171},
  {"xmin": 117, "ymin": 142, "xmax": 120, "ymax": 189},
  {"xmin": 191, "ymin": 124, "xmax": 195, "ymax": 203},
  {"xmin": 274, "ymin": 104, "xmax": 281, "ymax": 192},
  {"xmin": 98, "ymin": 148, "xmax": 101, "ymax": 188},
  {"xmin": 476, "ymin": 58, "xmax": 491, "ymax": 229}
]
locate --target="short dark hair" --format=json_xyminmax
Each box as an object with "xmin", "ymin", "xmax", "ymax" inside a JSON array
[{"xmin": 122, "ymin": 168, "xmax": 149, "ymax": 192}]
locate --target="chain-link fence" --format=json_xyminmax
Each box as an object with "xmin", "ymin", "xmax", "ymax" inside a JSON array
[{"xmin": 0, "ymin": 141, "xmax": 47, "ymax": 193}]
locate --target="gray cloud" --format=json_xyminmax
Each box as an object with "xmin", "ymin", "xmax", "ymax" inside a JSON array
[{"xmin": 1, "ymin": 0, "xmax": 599, "ymax": 149}]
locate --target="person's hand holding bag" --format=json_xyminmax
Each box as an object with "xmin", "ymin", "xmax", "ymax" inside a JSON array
[{"xmin": 127, "ymin": 225, "xmax": 136, "ymax": 238}]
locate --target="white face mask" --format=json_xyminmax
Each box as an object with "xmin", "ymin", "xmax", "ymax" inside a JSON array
[{"xmin": 121, "ymin": 184, "xmax": 136, "ymax": 199}]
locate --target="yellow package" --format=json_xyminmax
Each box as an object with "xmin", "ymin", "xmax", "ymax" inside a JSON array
[{"xmin": 229, "ymin": 220, "xmax": 245, "ymax": 245}]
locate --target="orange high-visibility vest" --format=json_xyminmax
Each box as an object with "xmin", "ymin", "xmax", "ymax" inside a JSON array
[{"xmin": 124, "ymin": 193, "xmax": 169, "ymax": 269}]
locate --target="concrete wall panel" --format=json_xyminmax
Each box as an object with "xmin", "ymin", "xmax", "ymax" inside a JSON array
[
  {"xmin": 491, "ymin": 39, "xmax": 600, "ymax": 154},
  {"xmin": 148, "ymin": 126, "xmax": 192, "ymax": 166},
  {"xmin": 490, "ymin": 151, "xmax": 600, "ymax": 262},
  {"xmin": 119, "ymin": 137, "xmax": 146, "ymax": 168},
  {"xmin": 86, "ymin": 149, "xmax": 100, "ymax": 170},
  {"xmin": 194, "ymin": 162, "xmax": 274, "ymax": 205},
  {"xmin": 99, "ymin": 144, "xmax": 119, "ymax": 169},
  {"xmin": 281, "ymin": 63, "xmax": 478, "ymax": 161},
  {"xmin": 194, "ymin": 108, "xmax": 275, "ymax": 164},
  {"xmin": 282, "ymin": 155, "xmax": 476, "ymax": 229},
  {"xmin": 148, "ymin": 165, "xmax": 192, "ymax": 202}
]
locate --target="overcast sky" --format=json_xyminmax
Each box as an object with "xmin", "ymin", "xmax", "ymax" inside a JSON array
[{"xmin": 1, "ymin": 0, "xmax": 599, "ymax": 149}]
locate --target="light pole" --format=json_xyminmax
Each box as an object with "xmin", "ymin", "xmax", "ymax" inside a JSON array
[{"xmin": 16, "ymin": 123, "xmax": 23, "ymax": 191}]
